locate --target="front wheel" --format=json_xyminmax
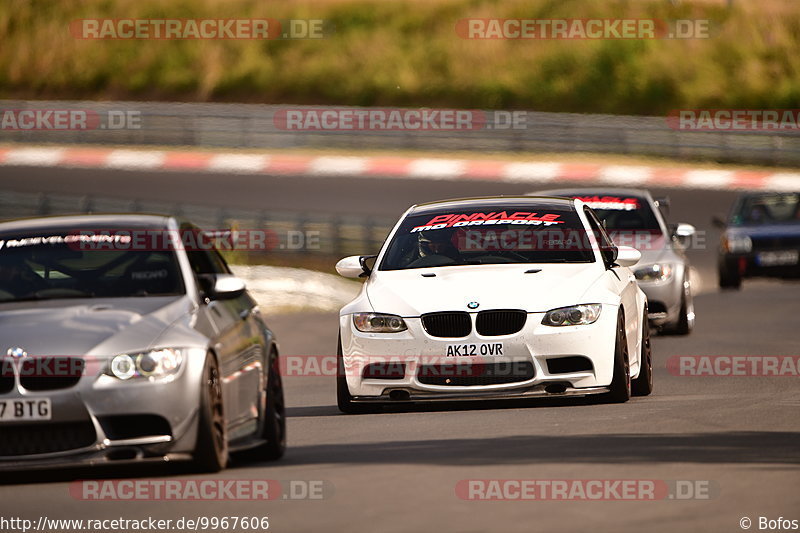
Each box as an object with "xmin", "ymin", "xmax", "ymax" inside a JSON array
[
  {"xmin": 237, "ymin": 350, "xmax": 286, "ymax": 463},
  {"xmin": 631, "ymin": 311, "xmax": 653, "ymax": 396},
  {"xmin": 337, "ymin": 336, "xmax": 380, "ymax": 414},
  {"xmin": 603, "ymin": 312, "xmax": 631, "ymax": 403},
  {"xmin": 260, "ymin": 351, "xmax": 287, "ymax": 460},
  {"xmin": 665, "ymin": 278, "xmax": 694, "ymax": 335},
  {"xmin": 192, "ymin": 354, "xmax": 228, "ymax": 472},
  {"xmin": 718, "ymin": 262, "xmax": 742, "ymax": 290}
]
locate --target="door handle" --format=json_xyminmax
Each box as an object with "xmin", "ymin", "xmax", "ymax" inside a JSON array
[{"xmin": 239, "ymin": 308, "xmax": 252, "ymax": 320}]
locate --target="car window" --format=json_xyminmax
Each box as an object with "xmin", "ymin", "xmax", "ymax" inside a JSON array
[
  {"xmin": 730, "ymin": 193, "xmax": 800, "ymax": 226},
  {"xmin": 584, "ymin": 207, "xmax": 617, "ymax": 264},
  {"xmin": 0, "ymin": 231, "xmax": 185, "ymax": 302},
  {"xmin": 571, "ymin": 195, "xmax": 662, "ymax": 233},
  {"xmin": 183, "ymin": 225, "xmax": 232, "ymax": 275},
  {"xmin": 379, "ymin": 204, "xmax": 595, "ymax": 270}
]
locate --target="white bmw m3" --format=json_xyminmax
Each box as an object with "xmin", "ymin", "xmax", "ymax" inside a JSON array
[{"xmin": 334, "ymin": 196, "xmax": 652, "ymax": 413}]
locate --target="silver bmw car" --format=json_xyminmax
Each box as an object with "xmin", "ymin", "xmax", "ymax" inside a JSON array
[
  {"xmin": 533, "ymin": 188, "xmax": 696, "ymax": 335},
  {"xmin": 0, "ymin": 214, "xmax": 285, "ymax": 472}
]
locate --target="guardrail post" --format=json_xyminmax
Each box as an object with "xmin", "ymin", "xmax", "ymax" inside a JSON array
[
  {"xmin": 79, "ymin": 196, "xmax": 94, "ymax": 214},
  {"xmin": 363, "ymin": 217, "xmax": 374, "ymax": 253},
  {"xmin": 331, "ymin": 216, "xmax": 342, "ymax": 257},
  {"xmin": 217, "ymin": 208, "xmax": 228, "ymax": 230},
  {"xmin": 37, "ymin": 194, "xmax": 50, "ymax": 215}
]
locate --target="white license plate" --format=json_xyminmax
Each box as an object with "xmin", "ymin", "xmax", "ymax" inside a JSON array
[
  {"xmin": 757, "ymin": 250, "xmax": 799, "ymax": 266},
  {"xmin": 445, "ymin": 342, "xmax": 504, "ymax": 357},
  {"xmin": 0, "ymin": 398, "xmax": 52, "ymax": 421}
]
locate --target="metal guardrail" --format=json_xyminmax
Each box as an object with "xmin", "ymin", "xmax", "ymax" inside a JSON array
[
  {"xmin": 1, "ymin": 100, "xmax": 799, "ymax": 166},
  {"xmin": 0, "ymin": 190, "xmax": 394, "ymax": 258}
]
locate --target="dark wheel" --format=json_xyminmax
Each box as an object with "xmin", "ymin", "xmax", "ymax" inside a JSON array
[
  {"xmin": 603, "ymin": 312, "xmax": 631, "ymax": 403},
  {"xmin": 237, "ymin": 349, "xmax": 286, "ymax": 463},
  {"xmin": 337, "ymin": 336, "xmax": 379, "ymax": 414},
  {"xmin": 260, "ymin": 350, "xmax": 286, "ymax": 460},
  {"xmin": 665, "ymin": 277, "xmax": 694, "ymax": 336},
  {"xmin": 192, "ymin": 354, "xmax": 228, "ymax": 472},
  {"xmin": 718, "ymin": 263, "xmax": 742, "ymax": 290},
  {"xmin": 631, "ymin": 311, "xmax": 653, "ymax": 397}
]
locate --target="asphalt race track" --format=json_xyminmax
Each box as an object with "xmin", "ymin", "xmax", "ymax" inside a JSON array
[{"xmin": 0, "ymin": 165, "xmax": 798, "ymax": 533}]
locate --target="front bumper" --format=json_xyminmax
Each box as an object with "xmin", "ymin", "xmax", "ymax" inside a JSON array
[
  {"xmin": 637, "ymin": 274, "xmax": 684, "ymax": 326},
  {"xmin": 339, "ymin": 308, "xmax": 619, "ymax": 401},
  {"xmin": 0, "ymin": 354, "xmax": 204, "ymax": 470},
  {"xmin": 353, "ymin": 385, "xmax": 610, "ymax": 403},
  {"xmin": 720, "ymin": 251, "xmax": 800, "ymax": 279}
]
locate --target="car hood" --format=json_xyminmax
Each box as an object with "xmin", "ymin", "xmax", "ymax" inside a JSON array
[
  {"xmin": 0, "ymin": 296, "xmax": 194, "ymax": 357},
  {"xmin": 366, "ymin": 263, "xmax": 605, "ymax": 316}
]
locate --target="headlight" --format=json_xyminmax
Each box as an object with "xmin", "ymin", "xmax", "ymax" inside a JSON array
[
  {"xmin": 722, "ymin": 234, "xmax": 752, "ymax": 253},
  {"xmin": 106, "ymin": 348, "xmax": 183, "ymax": 381},
  {"xmin": 634, "ymin": 263, "xmax": 674, "ymax": 282},
  {"xmin": 541, "ymin": 304, "xmax": 602, "ymax": 326},
  {"xmin": 353, "ymin": 313, "xmax": 407, "ymax": 333}
]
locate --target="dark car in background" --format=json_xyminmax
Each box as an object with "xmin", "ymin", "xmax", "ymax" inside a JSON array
[{"xmin": 714, "ymin": 192, "xmax": 800, "ymax": 289}]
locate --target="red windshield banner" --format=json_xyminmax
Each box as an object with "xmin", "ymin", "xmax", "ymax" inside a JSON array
[
  {"xmin": 411, "ymin": 212, "xmax": 564, "ymax": 232},
  {"xmin": 573, "ymin": 196, "xmax": 640, "ymax": 211}
]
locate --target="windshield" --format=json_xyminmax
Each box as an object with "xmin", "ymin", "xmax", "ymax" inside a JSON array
[
  {"xmin": 379, "ymin": 204, "xmax": 595, "ymax": 270},
  {"xmin": 0, "ymin": 231, "xmax": 185, "ymax": 302},
  {"xmin": 730, "ymin": 193, "xmax": 800, "ymax": 226},
  {"xmin": 570, "ymin": 195, "xmax": 662, "ymax": 233}
]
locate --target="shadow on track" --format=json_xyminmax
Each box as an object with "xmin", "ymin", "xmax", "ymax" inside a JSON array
[
  {"xmin": 262, "ymin": 431, "xmax": 800, "ymax": 468},
  {"xmin": 285, "ymin": 396, "xmax": 604, "ymax": 418}
]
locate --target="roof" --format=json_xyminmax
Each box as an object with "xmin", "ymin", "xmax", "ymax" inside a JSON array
[
  {"xmin": 531, "ymin": 187, "xmax": 654, "ymax": 199},
  {"xmin": 0, "ymin": 214, "xmax": 174, "ymax": 234},
  {"xmin": 408, "ymin": 196, "xmax": 576, "ymax": 216}
]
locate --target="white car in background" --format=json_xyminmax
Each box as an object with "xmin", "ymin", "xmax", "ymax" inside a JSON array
[
  {"xmin": 334, "ymin": 196, "xmax": 651, "ymax": 413},
  {"xmin": 534, "ymin": 188, "xmax": 696, "ymax": 335}
]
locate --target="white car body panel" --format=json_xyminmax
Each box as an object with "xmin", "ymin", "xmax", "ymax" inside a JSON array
[{"xmin": 338, "ymin": 197, "xmax": 647, "ymax": 403}]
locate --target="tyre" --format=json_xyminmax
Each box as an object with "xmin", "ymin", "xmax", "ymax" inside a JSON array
[
  {"xmin": 666, "ymin": 278, "xmax": 694, "ymax": 336},
  {"xmin": 192, "ymin": 354, "xmax": 228, "ymax": 472},
  {"xmin": 603, "ymin": 312, "xmax": 631, "ymax": 403},
  {"xmin": 718, "ymin": 263, "xmax": 742, "ymax": 290},
  {"xmin": 631, "ymin": 311, "xmax": 653, "ymax": 397},
  {"xmin": 337, "ymin": 336, "xmax": 380, "ymax": 414},
  {"xmin": 259, "ymin": 350, "xmax": 287, "ymax": 460}
]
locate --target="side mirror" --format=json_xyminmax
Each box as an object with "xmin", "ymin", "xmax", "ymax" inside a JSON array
[
  {"xmin": 711, "ymin": 215, "xmax": 727, "ymax": 229},
  {"xmin": 601, "ymin": 245, "xmax": 618, "ymax": 267},
  {"xmin": 615, "ymin": 246, "xmax": 642, "ymax": 268},
  {"xmin": 203, "ymin": 274, "xmax": 246, "ymax": 300},
  {"xmin": 335, "ymin": 255, "xmax": 376, "ymax": 278},
  {"xmin": 674, "ymin": 223, "xmax": 696, "ymax": 238}
]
